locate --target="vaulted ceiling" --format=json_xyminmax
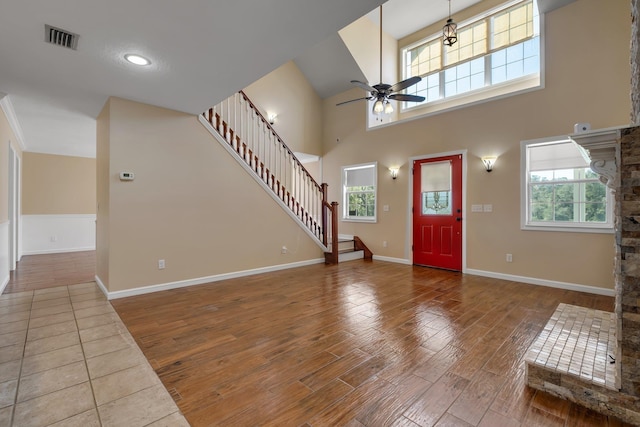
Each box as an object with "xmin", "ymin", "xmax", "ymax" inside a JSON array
[{"xmin": 0, "ymin": 0, "xmax": 570, "ymax": 158}]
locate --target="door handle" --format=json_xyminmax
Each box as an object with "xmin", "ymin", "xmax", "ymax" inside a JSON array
[{"xmin": 456, "ymin": 217, "xmax": 462, "ymax": 222}]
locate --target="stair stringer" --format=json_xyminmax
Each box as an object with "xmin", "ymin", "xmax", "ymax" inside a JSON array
[{"xmin": 199, "ymin": 115, "xmax": 329, "ymax": 253}]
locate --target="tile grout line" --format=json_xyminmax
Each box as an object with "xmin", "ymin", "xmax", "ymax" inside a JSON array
[
  {"xmin": 70, "ymin": 284, "xmax": 104, "ymax": 427},
  {"xmin": 8, "ymin": 290, "xmax": 34, "ymax": 427}
]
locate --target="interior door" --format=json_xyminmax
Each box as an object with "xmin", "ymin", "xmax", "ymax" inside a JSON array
[{"xmin": 413, "ymin": 154, "xmax": 462, "ymax": 271}]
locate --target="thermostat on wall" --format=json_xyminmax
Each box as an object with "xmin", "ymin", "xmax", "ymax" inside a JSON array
[{"xmin": 119, "ymin": 172, "xmax": 135, "ymax": 181}]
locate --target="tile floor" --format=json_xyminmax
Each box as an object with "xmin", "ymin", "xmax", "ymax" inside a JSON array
[
  {"xmin": 525, "ymin": 303, "xmax": 617, "ymax": 388},
  {"xmin": 0, "ymin": 282, "xmax": 189, "ymax": 427}
]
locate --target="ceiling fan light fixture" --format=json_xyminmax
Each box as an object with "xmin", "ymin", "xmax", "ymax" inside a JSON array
[
  {"xmin": 373, "ymin": 99, "xmax": 385, "ymax": 114},
  {"xmin": 336, "ymin": 5, "xmax": 425, "ymax": 111},
  {"xmin": 443, "ymin": 0, "xmax": 458, "ymax": 47}
]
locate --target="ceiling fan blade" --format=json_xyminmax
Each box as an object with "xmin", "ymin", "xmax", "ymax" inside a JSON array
[
  {"xmin": 390, "ymin": 76, "xmax": 422, "ymax": 93},
  {"xmin": 388, "ymin": 94, "xmax": 426, "ymax": 102},
  {"xmin": 336, "ymin": 97, "xmax": 373, "ymax": 106},
  {"xmin": 350, "ymin": 80, "xmax": 377, "ymax": 93}
]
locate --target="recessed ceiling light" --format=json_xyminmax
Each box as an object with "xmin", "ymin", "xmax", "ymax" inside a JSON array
[{"xmin": 124, "ymin": 54, "xmax": 151, "ymax": 66}]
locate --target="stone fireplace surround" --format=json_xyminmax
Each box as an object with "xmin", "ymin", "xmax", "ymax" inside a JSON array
[{"xmin": 525, "ymin": 125, "xmax": 640, "ymax": 424}]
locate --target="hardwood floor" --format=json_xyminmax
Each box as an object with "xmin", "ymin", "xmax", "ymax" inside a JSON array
[
  {"xmin": 111, "ymin": 261, "xmax": 632, "ymax": 427},
  {"xmin": 5, "ymin": 251, "xmax": 95, "ymax": 293}
]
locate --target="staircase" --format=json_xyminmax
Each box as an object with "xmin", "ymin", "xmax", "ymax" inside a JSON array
[
  {"xmin": 199, "ymin": 91, "xmax": 371, "ymax": 264},
  {"xmin": 326, "ymin": 235, "xmax": 373, "ymax": 264}
]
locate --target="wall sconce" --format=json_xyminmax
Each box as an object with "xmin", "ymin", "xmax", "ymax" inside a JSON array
[
  {"xmin": 389, "ymin": 167, "xmax": 399, "ymax": 179},
  {"xmin": 481, "ymin": 156, "xmax": 497, "ymax": 172},
  {"xmin": 268, "ymin": 113, "xmax": 277, "ymax": 125}
]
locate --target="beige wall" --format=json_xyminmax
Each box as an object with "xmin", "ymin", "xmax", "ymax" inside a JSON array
[
  {"xmin": 22, "ymin": 152, "xmax": 95, "ymax": 215},
  {"xmin": 340, "ymin": 15, "xmax": 397, "ymax": 87},
  {"xmin": 321, "ymin": 0, "xmax": 629, "ymax": 290},
  {"xmin": 0, "ymin": 105, "xmax": 21, "ymax": 223},
  {"xmin": 244, "ymin": 61, "xmax": 323, "ymax": 155},
  {"xmin": 97, "ymin": 97, "xmax": 323, "ymax": 293}
]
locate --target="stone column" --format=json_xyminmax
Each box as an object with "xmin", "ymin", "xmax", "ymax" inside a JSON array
[
  {"xmin": 633, "ymin": 0, "xmax": 640, "ymax": 125},
  {"xmin": 619, "ymin": 127, "xmax": 640, "ymax": 396}
]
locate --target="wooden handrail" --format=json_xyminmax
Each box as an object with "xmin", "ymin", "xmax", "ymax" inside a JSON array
[
  {"xmin": 203, "ymin": 91, "xmax": 339, "ymax": 256},
  {"xmin": 238, "ymin": 91, "xmax": 323, "ymax": 192}
]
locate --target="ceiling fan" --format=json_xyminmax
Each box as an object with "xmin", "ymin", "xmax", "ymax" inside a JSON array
[{"xmin": 337, "ymin": 4, "xmax": 425, "ymax": 114}]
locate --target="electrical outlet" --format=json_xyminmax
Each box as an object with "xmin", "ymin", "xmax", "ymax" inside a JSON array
[
  {"xmin": 281, "ymin": 246, "xmax": 287, "ymax": 254},
  {"xmin": 50, "ymin": 236, "xmax": 58, "ymax": 242},
  {"xmin": 383, "ymin": 241, "xmax": 388, "ymax": 248},
  {"xmin": 158, "ymin": 259, "xmax": 165, "ymax": 269},
  {"xmin": 506, "ymin": 254, "xmax": 513, "ymax": 263}
]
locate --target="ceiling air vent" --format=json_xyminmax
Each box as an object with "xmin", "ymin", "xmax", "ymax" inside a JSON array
[{"xmin": 44, "ymin": 25, "xmax": 79, "ymax": 50}]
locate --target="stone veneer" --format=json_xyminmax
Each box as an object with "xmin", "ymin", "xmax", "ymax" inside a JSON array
[
  {"xmin": 525, "ymin": 126, "xmax": 640, "ymax": 425},
  {"xmin": 618, "ymin": 126, "xmax": 640, "ymax": 396}
]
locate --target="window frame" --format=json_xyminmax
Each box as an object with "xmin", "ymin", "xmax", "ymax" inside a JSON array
[
  {"xmin": 342, "ymin": 162, "xmax": 378, "ymax": 223},
  {"xmin": 400, "ymin": 0, "xmax": 541, "ymax": 115},
  {"xmin": 520, "ymin": 136, "xmax": 614, "ymax": 234}
]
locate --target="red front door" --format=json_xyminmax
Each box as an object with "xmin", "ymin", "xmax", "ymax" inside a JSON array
[{"xmin": 413, "ymin": 154, "xmax": 463, "ymax": 271}]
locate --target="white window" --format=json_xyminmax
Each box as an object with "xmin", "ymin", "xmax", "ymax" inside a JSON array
[
  {"xmin": 521, "ymin": 138, "xmax": 613, "ymax": 233},
  {"xmin": 402, "ymin": 0, "xmax": 540, "ymax": 111},
  {"xmin": 342, "ymin": 162, "xmax": 377, "ymax": 222}
]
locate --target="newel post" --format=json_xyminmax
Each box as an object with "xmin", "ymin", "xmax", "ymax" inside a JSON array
[{"xmin": 321, "ymin": 183, "xmax": 328, "ymax": 246}]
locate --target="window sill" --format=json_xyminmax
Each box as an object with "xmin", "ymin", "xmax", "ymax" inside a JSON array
[
  {"xmin": 521, "ymin": 224, "xmax": 614, "ymax": 234},
  {"xmin": 367, "ymin": 74, "xmax": 542, "ymax": 131},
  {"xmin": 342, "ymin": 218, "xmax": 377, "ymax": 224}
]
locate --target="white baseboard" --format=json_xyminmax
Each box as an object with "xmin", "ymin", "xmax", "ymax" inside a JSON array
[
  {"xmin": 95, "ymin": 275, "xmax": 109, "ymax": 299},
  {"xmin": 0, "ymin": 275, "xmax": 9, "ymax": 296},
  {"xmin": 372, "ymin": 255, "xmax": 412, "ymax": 265},
  {"xmin": 370, "ymin": 257, "xmax": 614, "ymax": 296},
  {"xmin": 22, "ymin": 215, "xmax": 96, "ymax": 255},
  {"xmin": 0, "ymin": 222, "xmax": 8, "ymax": 295},
  {"xmin": 95, "ymin": 255, "xmax": 613, "ymax": 300},
  {"xmin": 23, "ymin": 247, "xmax": 95, "ymax": 256},
  {"xmin": 465, "ymin": 268, "xmax": 615, "ymax": 297},
  {"xmin": 105, "ymin": 258, "xmax": 326, "ymax": 300}
]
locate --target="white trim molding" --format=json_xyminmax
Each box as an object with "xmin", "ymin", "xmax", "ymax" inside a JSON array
[
  {"xmin": 22, "ymin": 214, "xmax": 96, "ymax": 255},
  {"xmin": 465, "ymin": 268, "xmax": 615, "ymax": 296},
  {"xmin": 94, "ymin": 275, "xmax": 109, "ymax": 298},
  {"xmin": 0, "ymin": 95, "xmax": 27, "ymax": 151},
  {"xmin": 0, "ymin": 221, "xmax": 9, "ymax": 294},
  {"xmin": 104, "ymin": 258, "xmax": 326, "ymax": 300},
  {"xmin": 372, "ymin": 255, "xmax": 412, "ymax": 265}
]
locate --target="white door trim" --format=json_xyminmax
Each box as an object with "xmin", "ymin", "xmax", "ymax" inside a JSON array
[{"xmin": 8, "ymin": 146, "xmax": 18, "ymax": 271}]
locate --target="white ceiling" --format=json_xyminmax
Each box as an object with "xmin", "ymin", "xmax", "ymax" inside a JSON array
[
  {"xmin": 367, "ymin": 0, "xmax": 483, "ymax": 40},
  {"xmin": 0, "ymin": 0, "xmax": 384, "ymax": 157},
  {"xmin": 0, "ymin": 0, "xmax": 571, "ymax": 159}
]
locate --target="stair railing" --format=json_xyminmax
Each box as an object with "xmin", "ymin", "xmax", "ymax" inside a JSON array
[{"xmin": 201, "ymin": 91, "xmax": 338, "ymax": 257}]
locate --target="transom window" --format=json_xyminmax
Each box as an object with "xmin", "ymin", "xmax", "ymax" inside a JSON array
[
  {"xmin": 521, "ymin": 138, "xmax": 613, "ymax": 233},
  {"xmin": 402, "ymin": 0, "xmax": 539, "ymax": 108},
  {"xmin": 342, "ymin": 162, "xmax": 377, "ymax": 222}
]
